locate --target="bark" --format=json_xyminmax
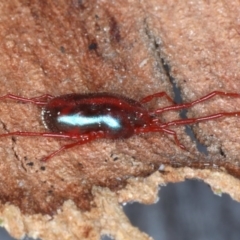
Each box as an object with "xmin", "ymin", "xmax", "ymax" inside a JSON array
[{"xmin": 0, "ymin": 1, "xmax": 239, "ymax": 239}]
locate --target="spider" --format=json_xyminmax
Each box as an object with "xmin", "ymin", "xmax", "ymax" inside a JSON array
[{"xmin": 0, "ymin": 91, "xmax": 239, "ymax": 161}]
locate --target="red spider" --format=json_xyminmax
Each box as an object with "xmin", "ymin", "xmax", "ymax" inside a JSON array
[{"xmin": 0, "ymin": 91, "xmax": 239, "ymax": 161}]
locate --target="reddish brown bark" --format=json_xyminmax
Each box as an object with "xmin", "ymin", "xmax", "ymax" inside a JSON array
[{"xmin": 0, "ymin": 1, "xmax": 240, "ymax": 239}]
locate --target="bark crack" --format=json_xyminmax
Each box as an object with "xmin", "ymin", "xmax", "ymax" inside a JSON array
[
  {"xmin": 142, "ymin": 19, "xmax": 208, "ymax": 155},
  {"xmin": 0, "ymin": 120, "xmax": 27, "ymax": 172}
]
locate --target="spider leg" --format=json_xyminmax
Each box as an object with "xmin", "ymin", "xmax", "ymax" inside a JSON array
[
  {"xmin": 0, "ymin": 130, "xmax": 105, "ymax": 161},
  {"xmin": 163, "ymin": 111, "xmax": 240, "ymax": 128},
  {"xmin": 29, "ymin": 94, "xmax": 54, "ymax": 102},
  {"xmin": 140, "ymin": 92, "xmax": 174, "ymax": 104},
  {"xmin": 41, "ymin": 140, "xmax": 85, "ymax": 162},
  {"xmin": 41, "ymin": 132, "xmax": 105, "ymax": 161},
  {"xmin": 159, "ymin": 127, "xmax": 186, "ymax": 149},
  {"xmin": 0, "ymin": 131, "xmax": 79, "ymax": 139},
  {"xmin": 141, "ymin": 111, "xmax": 240, "ymax": 150},
  {"xmin": 134, "ymin": 126, "xmax": 186, "ymax": 149},
  {"xmin": 153, "ymin": 91, "xmax": 240, "ymax": 114},
  {"xmin": 0, "ymin": 93, "xmax": 54, "ymax": 106}
]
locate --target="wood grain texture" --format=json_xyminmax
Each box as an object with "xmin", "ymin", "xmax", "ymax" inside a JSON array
[{"xmin": 0, "ymin": 0, "xmax": 239, "ymax": 239}]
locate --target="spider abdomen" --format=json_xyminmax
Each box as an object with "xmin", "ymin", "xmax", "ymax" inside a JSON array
[{"xmin": 42, "ymin": 93, "xmax": 151, "ymax": 139}]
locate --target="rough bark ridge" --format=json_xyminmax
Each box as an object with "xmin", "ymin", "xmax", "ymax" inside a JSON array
[{"xmin": 0, "ymin": 0, "xmax": 240, "ymax": 239}]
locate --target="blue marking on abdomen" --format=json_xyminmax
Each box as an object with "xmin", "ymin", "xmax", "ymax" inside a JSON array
[{"xmin": 58, "ymin": 113, "xmax": 121, "ymax": 129}]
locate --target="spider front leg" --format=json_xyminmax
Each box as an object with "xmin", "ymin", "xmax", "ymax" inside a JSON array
[
  {"xmin": 153, "ymin": 91, "xmax": 240, "ymax": 114},
  {"xmin": 140, "ymin": 92, "xmax": 175, "ymax": 104},
  {"xmin": 163, "ymin": 111, "xmax": 240, "ymax": 128}
]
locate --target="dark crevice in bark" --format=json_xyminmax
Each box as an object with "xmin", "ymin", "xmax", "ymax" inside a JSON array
[
  {"xmin": 11, "ymin": 137, "xmax": 28, "ymax": 172},
  {"xmin": 142, "ymin": 20, "xmax": 208, "ymax": 155},
  {"xmin": 0, "ymin": 120, "xmax": 28, "ymax": 172},
  {"xmin": 161, "ymin": 61, "xmax": 208, "ymax": 155}
]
